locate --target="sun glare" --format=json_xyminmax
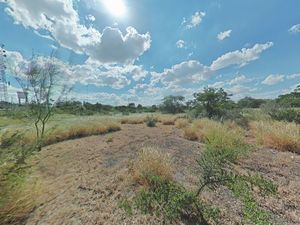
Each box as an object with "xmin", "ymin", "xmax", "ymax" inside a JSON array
[{"xmin": 103, "ymin": 0, "xmax": 127, "ymax": 17}]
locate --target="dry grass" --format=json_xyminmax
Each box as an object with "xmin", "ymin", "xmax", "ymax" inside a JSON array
[
  {"xmin": 183, "ymin": 119, "xmax": 246, "ymax": 148},
  {"xmin": 250, "ymin": 121, "xmax": 300, "ymax": 153},
  {"xmin": 44, "ymin": 122, "xmax": 120, "ymax": 145},
  {"xmin": 131, "ymin": 146, "xmax": 174, "ymax": 186},
  {"xmin": 184, "ymin": 127, "xmax": 198, "ymax": 141},
  {"xmin": 175, "ymin": 118, "xmax": 189, "ymax": 129},
  {"xmin": 120, "ymin": 117, "xmax": 145, "ymax": 124}
]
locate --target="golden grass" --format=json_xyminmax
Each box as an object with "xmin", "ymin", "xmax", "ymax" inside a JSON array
[
  {"xmin": 0, "ymin": 116, "xmax": 121, "ymax": 150},
  {"xmin": 184, "ymin": 127, "xmax": 198, "ymax": 141},
  {"xmin": 44, "ymin": 122, "xmax": 120, "ymax": 145},
  {"xmin": 131, "ymin": 146, "xmax": 174, "ymax": 185},
  {"xmin": 175, "ymin": 118, "xmax": 189, "ymax": 129},
  {"xmin": 250, "ymin": 121, "xmax": 300, "ymax": 153}
]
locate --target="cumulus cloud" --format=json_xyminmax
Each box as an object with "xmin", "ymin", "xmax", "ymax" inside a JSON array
[
  {"xmin": 288, "ymin": 24, "xmax": 300, "ymax": 34},
  {"xmin": 217, "ymin": 29, "xmax": 232, "ymax": 41},
  {"xmin": 85, "ymin": 26, "xmax": 151, "ymax": 65},
  {"xmin": 262, "ymin": 74, "xmax": 284, "ymax": 85},
  {"xmin": 176, "ymin": 40, "xmax": 185, "ymax": 48},
  {"xmin": 4, "ymin": 50, "xmax": 146, "ymax": 90},
  {"xmin": 210, "ymin": 42, "xmax": 273, "ymax": 71},
  {"xmin": 1, "ymin": 0, "xmax": 151, "ymax": 64},
  {"xmin": 151, "ymin": 60, "xmax": 211, "ymax": 86},
  {"xmin": 183, "ymin": 11, "xmax": 206, "ymax": 29}
]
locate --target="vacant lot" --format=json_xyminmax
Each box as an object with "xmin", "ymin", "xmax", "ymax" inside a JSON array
[{"xmin": 1, "ymin": 120, "xmax": 298, "ymax": 225}]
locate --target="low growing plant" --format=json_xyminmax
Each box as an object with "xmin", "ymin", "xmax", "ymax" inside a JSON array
[{"xmin": 145, "ymin": 116, "xmax": 157, "ymax": 127}]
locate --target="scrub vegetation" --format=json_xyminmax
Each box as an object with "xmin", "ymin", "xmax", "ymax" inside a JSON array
[{"xmin": 0, "ymin": 85, "xmax": 299, "ymax": 224}]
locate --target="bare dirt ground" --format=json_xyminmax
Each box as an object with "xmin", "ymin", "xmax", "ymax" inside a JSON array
[{"xmin": 25, "ymin": 124, "xmax": 300, "ymax": 225}]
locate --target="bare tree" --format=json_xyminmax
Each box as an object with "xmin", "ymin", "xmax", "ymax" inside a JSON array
[{"xmin": 18, "ymin": 54, "xmax": 71, "ymax": 150}]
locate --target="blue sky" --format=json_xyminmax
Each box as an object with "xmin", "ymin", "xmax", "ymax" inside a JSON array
[{"xmin": 0, "ymin": 0, "xmax": 299, "ymax": 105}]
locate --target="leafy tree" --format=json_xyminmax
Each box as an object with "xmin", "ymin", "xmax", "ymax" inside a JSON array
[
  {"xmin": 237, "ymin": 97, "xmax": 267, "ymax": 108},
  {"xmin": 193, "ymin": 88, "xmax": 235, "ymax": 118},
  {"xmin": 276, "ymin": 85, "xmax": 300, "ymax": 107},
  {"xmin": 160, "ymin": 95, "xmax": 185, "ymax": 114}
]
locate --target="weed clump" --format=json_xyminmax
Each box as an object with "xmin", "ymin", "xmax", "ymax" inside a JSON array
[{"xmin": 145, "ymin": 116, "xmax": 157, "ymax": 127}]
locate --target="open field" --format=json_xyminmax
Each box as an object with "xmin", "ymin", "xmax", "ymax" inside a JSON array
[{"xmin": 0, "ymin": 112, "xmax": 299, "ymax": 225}]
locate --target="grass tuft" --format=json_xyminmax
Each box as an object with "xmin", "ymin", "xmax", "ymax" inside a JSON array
[{"xmin": 130, "ymin": 147, "xmax": 174, "ymax": 186}]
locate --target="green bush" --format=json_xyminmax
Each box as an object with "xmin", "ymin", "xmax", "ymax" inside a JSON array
[{"xmin": 269, "ymin": 108, "xmax": 300, "ymax": 124}]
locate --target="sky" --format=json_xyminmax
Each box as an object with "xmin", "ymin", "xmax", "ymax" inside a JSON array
[{"xmin": 0, "ymin": 0, "xmax": 299, "ymax": 105}]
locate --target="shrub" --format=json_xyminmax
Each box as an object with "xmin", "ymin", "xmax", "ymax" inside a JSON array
[
  {"xmin": 269, "ymin": 108, "xmax": 300, "ymax": 124},
  {"xmin": 134, "ymin": 175, "xmax": 201, "ymax": 222},
  {"xmin": 130, "ymin": 147, "xmax": 173, "ymax": 185},
  {"xmin": 250, "ymin": 121, "xmax": 300, "ymax": 153},
  {"xmin": 144, "ymin": 116, "xmax": 157, "ymax": 127},
  {"xmin": 221, "ymin": 109, "xmax": 249, "ymax": 129}
]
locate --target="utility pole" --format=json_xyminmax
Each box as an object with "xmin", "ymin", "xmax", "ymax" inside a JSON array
[{"xmin": 0, "ymin": 44, "xmax": 8, "ymax": 102}]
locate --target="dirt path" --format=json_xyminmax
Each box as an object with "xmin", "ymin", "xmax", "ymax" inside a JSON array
[{"xmin": 25, "ymin": 124, "xmax": 300, "ymax": 225}]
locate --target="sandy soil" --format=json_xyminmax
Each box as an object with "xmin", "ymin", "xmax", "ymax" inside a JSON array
[{"xmin": 25, "ymin": 124, "xmax": 300, "ymax": 225}]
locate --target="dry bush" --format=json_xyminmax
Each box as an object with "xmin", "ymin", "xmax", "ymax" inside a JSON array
[
  {"xmin": 175, "ymin": 118, "xmax": 189, "ymax": 129},
  {"xmin": 250, "ymin": 121, "xmax": 300, "ymax": 153},
  {"xmin": 131, "ymin": 146, "xmax": 174, "ymax": 185}
]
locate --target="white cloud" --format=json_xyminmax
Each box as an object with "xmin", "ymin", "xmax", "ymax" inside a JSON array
[
  {"xmin": 287, "ymin": 73, "xmax": 300, "ymax": 79},
  {"xmin": 210, "ymin": 42, "xmax": 273, "ymax": 71},
  {"xmin": 85, "ymin": 26, "xmax": 151, "ymax": 65},
  {"xmin": 5, "ymin": 50, "xmax": 143, "ymax": 90},
  {"xmin": 217, "ymin": 29, "xmax": 232, "ymax": 41},
  {"xmin": 208, "ymin": 81, "xmax": 225, "ymax": 89},
  {"xmin": 262, "ymin": 74, "xmax": 284, "ymax": 85},
  {"xmin": 183, "ymin": 11, "xmax": 206, "ymax": 29},
  {"xmin": 229, "ymin": 75, "xmax": 247, "ymax": 85},
  {"xmin": 1, "ymin": 0, "xmax": 151, "ymax": 65},
  {"xmin": 151, "ymin": 60, "xmax": 211, "ymax": 86},
  {"xmin": 176, "ymin": 40, "xmax": 185, "ymax": 49},
  {"xmin": 288, "ymin": 24, "xmax": 300, "ymax": 34},
  {"xmin": 227, "ymin": 84, "xmax": 254, "ymax": 95},
  {"xmin": 86, "ymin": 14, "xmax": 96, "ymax": 22}
]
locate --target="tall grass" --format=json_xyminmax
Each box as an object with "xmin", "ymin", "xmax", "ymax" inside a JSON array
[
  {"xmin": 0, "ymin": 165, "xmax": 42, "ymax": 225},
  {"xmin": 130, "ymin": 146, "xmax": 174, "ymax": 186},
  {"xmin": 250, "ymin": 121, "xmax": 300, "ymax": 153},
  {"xmin": 184, "ymin": 119, "xmax": 246, "ymax": 149}
]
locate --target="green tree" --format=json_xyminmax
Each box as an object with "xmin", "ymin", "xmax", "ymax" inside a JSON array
[
  {"xmin": 193, "ymin": 88, "xmax": 234, "ymax": 118},
  {"xmin": 160, "ymin": 95, "xmax": 185, "ymax": 114},
  {"xmin": 276, "ymin": 85, "xmax": 300, "ymax": 107},
  {"xmin": 237, "ymin": 97, "xmax": 267, "ymax": 108}
]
